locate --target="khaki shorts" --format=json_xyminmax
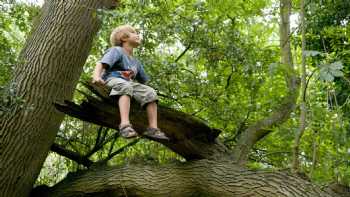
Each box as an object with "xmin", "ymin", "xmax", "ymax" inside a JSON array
[{"xmin": 105, "ymin": 77, "xmax": 158, "ymax": 107}]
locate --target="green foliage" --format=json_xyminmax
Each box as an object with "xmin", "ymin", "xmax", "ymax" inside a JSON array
[
  {"xmin": 0, "ymin": 1, "xmax": 39, "ymax": 116},
  {"xmin": 4, "ymin": 0, "xmax": 349, "ymax": 188},
  {"xmin": 304, "ymin": 0, "xmax": 350, "ymax": 107},
  {"xmin": 0, "ymin": 2, "xmax": 39, "ymax": 85},
  {"xmin": 319, "ymin": 61, "xmax": 343, "ymax": 82},
  {"xmin": 0, "ymin": 82, "xmax": 25, "ymax": 117}
]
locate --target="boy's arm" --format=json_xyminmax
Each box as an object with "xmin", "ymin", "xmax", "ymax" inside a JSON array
[
  {"xmin": 93, "ymin": 47, "xmax": 121, "ymax": 84},
  {"xmin": 92, "ymin": 62, "xmax": 107, "ymax": 85},
  {"xmin": 136, "ymin": 63, "xmax": 149, "ymax": 84}
]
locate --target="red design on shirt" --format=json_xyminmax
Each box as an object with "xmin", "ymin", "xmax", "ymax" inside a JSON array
[{"xmin": 120, "ymin": 70, "xmax": 135, "ymax": 80}]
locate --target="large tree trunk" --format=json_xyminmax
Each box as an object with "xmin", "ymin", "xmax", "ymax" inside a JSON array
[
  {"xmin": 36, "ymin": 160, "xmax": 337, "ymax": 197},
  {"xmin": 0, "ymin": 1, "xmax": 116, "ymax": 196}
]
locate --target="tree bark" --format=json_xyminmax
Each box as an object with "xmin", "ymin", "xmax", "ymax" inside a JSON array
[
  {"xmin": 38, "ymin": 160, "xmax": 337, "ymax": 197},
  {"xmin": 0, "ymin": 1, "xmax": 117, "ymax": 196}
]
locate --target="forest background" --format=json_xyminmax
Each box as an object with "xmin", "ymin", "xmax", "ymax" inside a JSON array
[{"xmin": 0, "ymin": 0, "xmax": 349, "ymax": 196}]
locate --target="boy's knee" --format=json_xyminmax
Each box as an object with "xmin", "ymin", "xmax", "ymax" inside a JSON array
[
  {"xmin": 141, "ymin": 88, "xmax": 158, "ymax": 107},
  {"xmin": 147, "ymin": 88, "xmax": 158, "ymax": 100}
]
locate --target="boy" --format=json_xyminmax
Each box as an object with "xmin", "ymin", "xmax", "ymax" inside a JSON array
[{"xmin": 92, "ymin": 25, "xmax": 168, "ymax": 140}]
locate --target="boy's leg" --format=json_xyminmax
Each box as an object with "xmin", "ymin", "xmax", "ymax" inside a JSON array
[
  {"xmin": 132, "ymin": 82, "xmax": 169, "ymax": 140},
  {"xmin": 105, "ymin": 78, "xmax": 137, "ymax": 138},
  {"xmin": 118, "ymin": 95, "xmax": 131, "ymax": 126},
  {"xmin": 118, "ymin": 95, "xmax": 138, "ymax": 138},
  {"xmin": 146, "ymin": 101, "xmax": 157, "ymax": 129},
  {"xmin": 144, "ymin": 102, "xmax": 168, "ymax": 140},
  {"xmin": 131, "ymin": 82, "xmax": 159, "ymax": 128}
]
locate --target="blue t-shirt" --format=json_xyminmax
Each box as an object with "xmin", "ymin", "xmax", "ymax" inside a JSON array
[{"xmin": 99, "ymin": 47, "xmax": 149, "ymax": 84}]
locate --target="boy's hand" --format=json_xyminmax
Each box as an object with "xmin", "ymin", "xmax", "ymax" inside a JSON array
[{"xmin": 92, "ymin": 77, "xmax": 105, "ymax": 85}]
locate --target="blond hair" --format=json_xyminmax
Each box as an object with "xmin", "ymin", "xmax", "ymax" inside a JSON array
[{"xmin": 110, "ymin": 25, "xmax": 135, "ymax": 46}]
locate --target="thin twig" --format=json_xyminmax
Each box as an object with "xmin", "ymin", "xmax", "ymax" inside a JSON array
[{"xmin": 102, "ymin": 139, "xmax": 140, "ymax": 162}]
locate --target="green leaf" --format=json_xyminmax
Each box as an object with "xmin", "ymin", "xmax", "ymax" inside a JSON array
[
  {"xmin": 330, "ymin": 61, "xmax": 343, "ymax": 70},
  {"xmin": 303, "ymin": 50, "xmax": 321, "ymax": 57},
  {"xmin": 319, "ymin": 69, "xmax": 334, "ymax": 81},
  {"xmin": 330, "ymin": 69, "xmax": 343, "ymax": 77}
]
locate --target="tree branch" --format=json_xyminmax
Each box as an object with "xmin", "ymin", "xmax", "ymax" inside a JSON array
[
  {"xmin": 232, "ymin": 0, "xmax": 299, "ymax": 165},
  {"xmin": 54, "ymin": 81, "xmax": 229, "ymax": 161},
  {"xmin": 175, "ymin": 43, "xmax": 192, "ymax": 63},
  {"xmin": 292, "ymin": 0, "xmax": 307, "ymax": 172},
  {"xmin": 42, "ymin": 160, "xmax": 337, "ymax": 197},
  {"xmin": 102, "ymin": 138, "xmax": 140, "ymax": 163},
  {"xmin": 85, "ymin": 127, "xmax": 116, "ymax": 158},
  {"xmin": 51, "ymin": 143, "xmax": 94, "ymax": 168}
]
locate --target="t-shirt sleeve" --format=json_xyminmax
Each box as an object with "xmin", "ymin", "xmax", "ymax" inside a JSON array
[
  {"xmin": 136, "ymin": 63, "xmax": 150, "ymax": 84},
  {"xmin": 99, "ymin": 47, "xmax": 121, "ymax": 68}
]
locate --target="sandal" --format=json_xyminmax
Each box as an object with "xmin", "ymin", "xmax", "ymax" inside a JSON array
[
  {"xmin": 119, "ymin": 124, "xmax": 138, "ymax": 138},
  {"xmin": 143, "ymin": 128, "xmax": 169, "ymax": 140}
]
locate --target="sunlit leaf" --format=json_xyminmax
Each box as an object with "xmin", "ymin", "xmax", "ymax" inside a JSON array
[{"xmin": 303, "ymin": 50, "xmax": 321, "ymax": 57}]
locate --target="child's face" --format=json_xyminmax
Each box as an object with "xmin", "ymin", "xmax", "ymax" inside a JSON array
[{"xmin": 125, "ymin": 29, "xmax": 141, "ymax": 47}]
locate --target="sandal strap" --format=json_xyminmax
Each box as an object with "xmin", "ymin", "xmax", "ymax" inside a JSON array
[
  {"xmin": 144, "ymin": 128, "xmax": 169, "ymax": 140},
  {"xmin": 144, "ymin": 127, "xmax": 159, "ymax": 135},
  {"xmin": 120, "ymin": 123, "xmax": 134, "ymax": 130},
  {"xmin": 119, "ymin": 124, "xmax": 138, "ymax": 138}
]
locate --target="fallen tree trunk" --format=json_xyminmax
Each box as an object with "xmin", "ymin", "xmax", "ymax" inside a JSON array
[
  {"xmin": 55, "ymin": 81, "xmax": 231, "ymax": 161},
  {"xmin": 39, "ymin": 160, "xmax": 336, "ymax": 197}
]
